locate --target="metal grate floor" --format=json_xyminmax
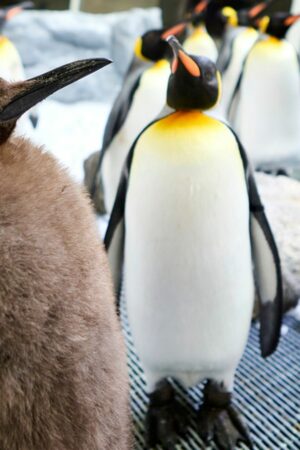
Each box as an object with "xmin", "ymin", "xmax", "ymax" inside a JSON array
[{"xmin": 120, "ymin": 299, "xmax": 300, "ymax": 449}]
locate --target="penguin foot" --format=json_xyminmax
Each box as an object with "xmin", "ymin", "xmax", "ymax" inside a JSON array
[
  {"xmin": 197, "ymin": 380, "xmax": 253, "ymax": 450},
  {"xmin": 145, "ymin": 379, "xmax": 187, "ymax": 449}
]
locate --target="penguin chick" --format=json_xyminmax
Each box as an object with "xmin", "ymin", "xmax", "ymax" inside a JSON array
[
  {"xmin": 105, "ymin": 37, "xmax": 282, "ymax": 449},
  {"xmin": 87, "ymin": 22, "xmax": 187, "ymax": 215},
  {"xmin": 0, "ymin": 59, "xmax": 131, "ymax": 450}
]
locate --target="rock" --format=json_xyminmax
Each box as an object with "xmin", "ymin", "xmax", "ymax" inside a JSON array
[
  {"xmin": 256, "ymin": 172, "xmax": 300, "ymax": 313},
  {"xmin": 3, "ymin": 8, "xmax": 161, "ymax": 103}
]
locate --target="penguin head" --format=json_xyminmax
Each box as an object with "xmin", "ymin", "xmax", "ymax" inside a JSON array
[
  {"xmin": 166, "ymin": 36, "xmax": 221, "ymax": 111},
  {"xmin": 221, "ymin": 1, "xmax": 273, "ymax": 28},
  {"xmin": 257, "ymin": 13, "xmax": 300, "ymax": 38},
  {"xmin": 134, "ymin": 22, "xmax": 187, "ymax": 63},
  {"xmin": 0, "ymin": 58, "xmax": 111, "ymax": 144},
  {"xmin": 190, "ymin": 0, "xmax": 209, "ymax": 27}
]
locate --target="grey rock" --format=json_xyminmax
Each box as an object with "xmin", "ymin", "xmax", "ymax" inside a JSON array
[{"xmin": 3, "ymin": 8, "xmax": 161, "ymax": 103}]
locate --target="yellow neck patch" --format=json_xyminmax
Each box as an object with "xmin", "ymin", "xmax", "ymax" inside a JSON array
[{"xmin": 134, "ymin": 37, "xmax": 150, "ymax": 63}]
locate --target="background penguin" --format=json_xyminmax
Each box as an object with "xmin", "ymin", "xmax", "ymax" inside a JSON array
[
  {"xmin": 0, "ymin": 2, "xmax": 38, "ymax": 134},
  {"xmin": 230, "ymin": 12, "xmax": 300, "ymax": 168},
  {"xmin": 87, "ymin": 22, "xmax": 187, "ymax": 215},
  {"xmin": 105, "ymin": 36, "xmax": 282, "ymax": 449},
  {"xmin": 182, "ymin": 0, "xmax": 219, "ymax": 62},
  {"xmin": 0, "ymin": 58, "xmax": 131, "ymax": 449},
  {"xmin": 287, "ymin": 0, "xmax": 300, "ymax": 52},
  {"xmin": 212, "ymin": 1, "xmax": 277, "ymax": 120}
]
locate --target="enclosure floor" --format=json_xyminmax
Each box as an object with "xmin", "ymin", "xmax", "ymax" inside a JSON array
[{"xmin": 120, "ymin": 297, "xmax": 300, "ymax": 449}]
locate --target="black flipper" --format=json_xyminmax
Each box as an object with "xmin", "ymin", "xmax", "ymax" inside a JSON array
[
  {"xmin": 216, "ymin": 27, "xmax": 240, "ymax": 74},
  {"xmin": 104, "ymin": 119, "xmax": 159, "ymax": 309},
  {"xmin": 90, "ymin": 56, "xmax": 150, "ymax": 199},
  {"xmin": 227, "ymin": 36, "xmax": 261, "ymax": 121},
  {"xmin": 228, "ymin": 126, "xmax": 283, "ymax": 357}
]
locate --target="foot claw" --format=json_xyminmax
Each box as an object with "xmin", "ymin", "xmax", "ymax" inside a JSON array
[
  {"xmin": 145, "ymin": 381, "xmax": 187, "ymax": 448},
  {"xmin": 197, "ymin": 381, "xmax": 253, "ymax": 449}
]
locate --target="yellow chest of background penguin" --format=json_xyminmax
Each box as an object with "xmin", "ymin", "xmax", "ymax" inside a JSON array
[{"xmin": 105, "ymin": 36, "xmax": 282, "ymax": 449}]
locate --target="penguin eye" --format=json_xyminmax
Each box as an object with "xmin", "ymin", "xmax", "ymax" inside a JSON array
[{"xmin": 205, "ymin": 70, "xmax": 214, "ymax": 81}]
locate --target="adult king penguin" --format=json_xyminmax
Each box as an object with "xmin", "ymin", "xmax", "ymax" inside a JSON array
[
  {"xmin": 182, "ymin": 0, "xmax": 218, "ymax": 61},
  {"xmin": 230, "ymin": 12, "xmax": 300, "ymax": 167},
  {"xmin": 89, "ymin": 22, "xmax": 187, "ymax": 215},
  {"xmin": 213, "ymin": 1, "xmax": 275, "ymax": 121},
  {"xmin": 105, "ymin": 36, "xmax": 282, "ymax": 449}
]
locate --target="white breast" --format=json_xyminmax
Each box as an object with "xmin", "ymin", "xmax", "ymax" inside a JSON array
[
  {"xmin": 183, "ymin": 25, "xmax": 218, "ymax": 62},
  {"xmin": 124, "ymin": 112, "xmax": 254, "ymax": 390},
  {"xmin": 102, "ymin": 61, "xmax": 170, "ymax": 213},
  {"xmin": 233, "ymin": 37, "xmax": 300, "ymax": 165}
]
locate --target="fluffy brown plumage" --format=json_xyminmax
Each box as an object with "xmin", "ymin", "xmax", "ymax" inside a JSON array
[{"xmin": 0, "ymin": 63, "xmax": 131, "ymax": 449}]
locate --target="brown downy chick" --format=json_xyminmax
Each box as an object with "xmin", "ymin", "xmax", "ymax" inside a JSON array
[{"xmin": 0, "ymin": 60, "xmax": 131, "ymax": 450}]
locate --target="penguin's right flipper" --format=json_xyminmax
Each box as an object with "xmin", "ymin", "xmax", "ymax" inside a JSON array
[{"xmin": 104, "ymin": 119, "xmax": 160, "ymax": 306}]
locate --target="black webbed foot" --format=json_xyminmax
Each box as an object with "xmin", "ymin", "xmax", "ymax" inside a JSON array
[
  {"xmin": 197, "ymin": 381, "xmax": 253, "ymax": 450},
  {"xmin": 146, "ymin": 379, "xmax": 187, "ymax": 449}
]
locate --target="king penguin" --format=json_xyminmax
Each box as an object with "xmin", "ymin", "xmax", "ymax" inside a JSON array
[
  {"xmin": 0, "ymin": 2, "xmax": 38, "ymax": 134},
  {"xmin": 182, "ymin": 0, "xmax": 219, "ymax": 62},
  {"xmin": 287, "ymin": 0, "xmax": 300, "ymax": 52},
  {"xmin": 212, "ymin": 1, "xmax": 276, "ymax": 121},
  {"xmin": 89, "ymin": 22, "xmax": 187, "ymax": 215},
  {"xmin": 230, "ymin": 12, "xmax": 300, "ymax": 168},
  {"xmin": 105, "ymin": 36, "xmax": 282, "ymax": 449}
]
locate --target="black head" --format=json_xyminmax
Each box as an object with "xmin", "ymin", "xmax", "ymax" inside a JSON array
[
  {"xmin": 190, "ymin": 0, "xmax": 209, "ymax": 26},
  {"xmin": 221, "ymin": 1, "xmax": 277, "ymax": 28},
  {"xmin": 134, "ymin": 23, "xmax": 187, "ymax": 62},
  {"xmin": 257, "ymin": 13, "xmax": 300, "ymax": 38},
  {"xmin": 166, "ymin": 36, "xmax": 221, "ymax": 111},
  {"xmin": 0, "ymin": 58, "xmax": 111, "ymax": 144}
]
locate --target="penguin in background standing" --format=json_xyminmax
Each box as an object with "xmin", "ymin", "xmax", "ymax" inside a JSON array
[
  {"xmin": 287, "ymin": 0, "xmax": 300, "ymax": 52},
  {"xmin": 105, "ymin": 36, "xmax": 282, "ymax": 449},
  {"xmin": 182, "ymin": 0, "xmax": 219, "ymax": 62},
  {"xmin": 230, "ymin": 12, "xmax": 300, "ymax": 169},
  {"xmin": 0, "ymin": 2, "xmax": 38, "ymax": 133},
  {"xmin": 212, "ymin": 1, "xmax": 277, "ymax": 121},
  {"xmin": 87, "ymin": 22, "xmax": 187, "ymax": 215}
]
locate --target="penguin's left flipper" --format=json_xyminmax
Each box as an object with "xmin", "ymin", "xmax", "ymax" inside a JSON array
[{"xmin": 232, "ymin": 129, "xmax": 283, "ymax": 358}]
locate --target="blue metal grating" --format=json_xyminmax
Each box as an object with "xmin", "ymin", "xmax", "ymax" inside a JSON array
[{"xmin": 120, "ymin": 298, "xmax": 300, "ymax": 449}]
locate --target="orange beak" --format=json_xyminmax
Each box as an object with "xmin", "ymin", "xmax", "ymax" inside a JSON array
[
  {"xmin": 194, "ymin": 0, "xmax": 209, "ymax": 14},
  {"xmin": 167, "ymin": 35, "xmax": 201, "ymax": 77},
  {"xmin": 284, "ymin": 14, "xmax": 300, "ymax": 26},
  {"xmin": 161, "ymin": 22, "xmax": 187, "ymax": 40},
  {"xmin": 6, "ymin": 6, "xmax": 23, "ymax": 21},
  {"xmin": 248, "ymin": 2, "xmax": 268, "ymax": 19}
]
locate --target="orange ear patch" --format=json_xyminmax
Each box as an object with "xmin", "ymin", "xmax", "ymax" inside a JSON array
[
  {"xmin": 178, "ymin": 50, "xmax": 201, "ymax": 77},
  {"xmin": 284, "ymin": 14, "xmax": 300, "ymax": 26},
  {"xmin": 248, "ymin": 2, "xmax": 266, "ymax": 19},
  {"xmin": 194, "ymin": 0, "xmax": 208, "ymax": 14},
  {"xmin": 162, "ymin": 23, "xmax": 186, "ymax": 40}
]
